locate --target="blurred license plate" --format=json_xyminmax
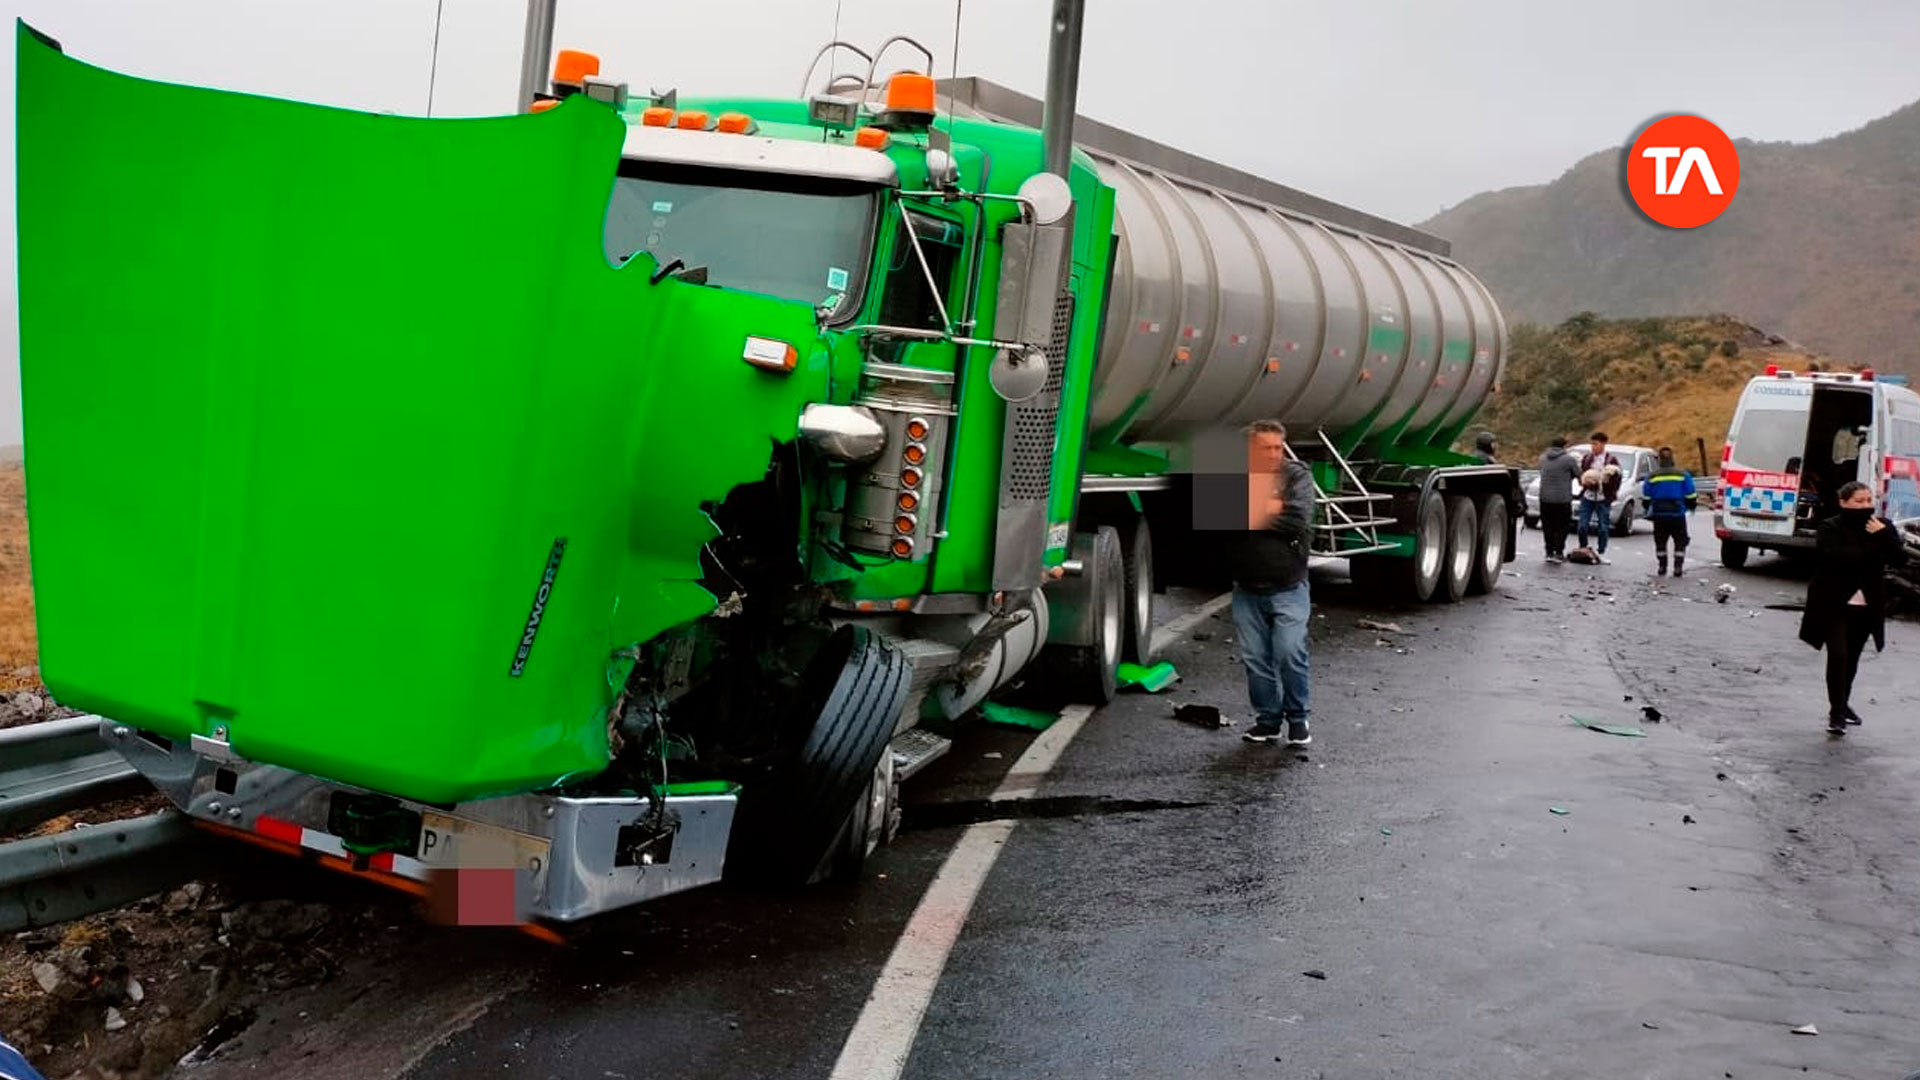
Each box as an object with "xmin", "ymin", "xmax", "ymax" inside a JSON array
[
  {"xmin": 1731, "ymin": 513, "xmax": 1794, "ymax": 535},
  {"xmin": 416, "ymin": 812, "xmax": 549, "ymax": 873}
]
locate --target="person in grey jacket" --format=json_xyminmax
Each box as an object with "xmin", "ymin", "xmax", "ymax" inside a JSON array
[{"xmin": 1536, "ymin": 436, "xmax": 1582, "ymax": 563}]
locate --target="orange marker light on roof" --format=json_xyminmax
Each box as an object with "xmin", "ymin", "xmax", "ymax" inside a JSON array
[
  {"xmin": 553, "ymin": 50, "xmax": 600, "ymax": 85},
  {"xmin": 641, "ymin": 106, "xmax": 674, "ymax": 127},
  {"xmin": 854, "ymin": 126, "xmax": 890, "ymax": 150},
  {"xmin": 529, "ymin": 99, "xmax": 561, "ymax": 113},
  {"xmin": 715, "ymin": 112, "xmax": 754, "ymax": 134},
  {"xmin": 676, "ymin": 110, "xmax": 711, "ymax": 130},
  {"xmin": 884, "ymin": 72, "xmax": 937, "ymax": 114}
]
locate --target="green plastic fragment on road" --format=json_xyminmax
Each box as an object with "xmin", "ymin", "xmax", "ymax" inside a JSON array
[
  {"xmin": 981, "ymin": 702, "xmax": 1059, "ymax": 731},
  {"xmin": 1117, "ymin": 661, "xmax": 1179, "ymax": 692},
  {"xmin": 654, "ymin": 780, "xmax": 740, "ymax": 797},
  {"xmin": 1569, "ymin": 715, "xmax": 1647, "ymax": 738},
  {"xmin": 1549, "ymin": 806, "xmax": 1570, "ymax": 816},
  {"xmin": 1380, "ymin": 827, "xmax": 1394, "ymax": 836}
]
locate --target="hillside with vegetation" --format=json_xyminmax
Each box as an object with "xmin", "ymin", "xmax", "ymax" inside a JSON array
[
  {"xmin": 1473, "ymin": 313, "xmax": 1844, "ymax": 471},
  {"xmin": 1421, "ymin": 100, "xmax": 1920, "ymax": 377}
]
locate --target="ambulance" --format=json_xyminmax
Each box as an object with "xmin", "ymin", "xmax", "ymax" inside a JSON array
[{"xmin": 1714, "ymin": 364, "xmax": 1920, "ymax": 568}]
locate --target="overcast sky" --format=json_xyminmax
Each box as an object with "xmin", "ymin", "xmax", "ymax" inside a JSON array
[{"xmin": 4, "ymin": 0, "xmax": 1919, "ymax": 446}]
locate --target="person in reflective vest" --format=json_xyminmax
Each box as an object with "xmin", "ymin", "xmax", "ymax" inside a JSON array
[{"xmin": 1642, "ymin": 446, "xmax": 1698, "ymax": 576}]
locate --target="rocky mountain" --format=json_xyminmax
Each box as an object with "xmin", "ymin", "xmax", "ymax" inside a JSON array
[{"xmin": 1421, "ymin": 101, "xmax": 1920, "ymax": 374}]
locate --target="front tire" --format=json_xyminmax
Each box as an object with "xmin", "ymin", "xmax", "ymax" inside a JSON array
[{"xmin": 725, "ymin": 624, "xmax": 911, "ymax": 886}]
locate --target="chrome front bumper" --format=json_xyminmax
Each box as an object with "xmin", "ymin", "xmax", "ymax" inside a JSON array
[{"xmin": 99, "ymin": 719, "xmax": 736, "ymax": 923}]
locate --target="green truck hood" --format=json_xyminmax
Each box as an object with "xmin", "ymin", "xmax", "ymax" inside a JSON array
[{"xmin": 15, "ymin": 24, "xmax": 827, "ymax": 804}]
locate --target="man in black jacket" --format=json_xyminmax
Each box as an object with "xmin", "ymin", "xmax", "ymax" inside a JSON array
[{"xmin": 1231, "ymin": 420, "xmax": 1318, "ymax": 746}]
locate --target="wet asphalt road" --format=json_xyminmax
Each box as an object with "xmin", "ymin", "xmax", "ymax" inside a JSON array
[{"xmin": 188, "ymin": 522, "xmax": 1920, "ymax": 1080}]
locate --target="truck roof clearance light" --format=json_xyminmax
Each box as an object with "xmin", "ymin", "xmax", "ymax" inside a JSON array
[
  {"xmin": 854, "ymin": 126, "xmax": 890, "ymax": 150},
  {"xmin": 1861, "ymin": 369, "xmax": 1876, "ymax": 381},
  {"xmin": 529, "ymin": 99, "xmax": 561, "ymax": 113},
  {"xmin": 715, "ymin": 112, "xmax": 757, "ymax": 135},
  {"xmin": 878, "ymin": 73, "xmax": 938, "ymax": 130},
  {"xmin": 676, "ymin": 110, "xmax": 712, "ymax": 131},
  {"xmin": 554, "ymin": 50, "xmax": 601, "ymax": 86},
  {"xmin": 741, "ymin": 336, "xmax": 798, "ymax": 373},
  {"xmin": 641, "ymin": 106, "xmax": 674, "ymax": 127}
]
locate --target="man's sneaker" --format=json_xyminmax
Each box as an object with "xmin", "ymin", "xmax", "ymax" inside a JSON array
[
  {"xmin": 1242, "ymin": 723, "xmax": 1283, "ymax": 744},
  {"xmin": 1844, "ymin": 706, "xmax": 1863, "ymax": 726},
  {"xmin": 1285, "ymin": 719, "xmax": 1312, "ymax": 746},
  {"xmin": 1828, "ymin": 715, "xmax": 1848, "ymax": 734}
]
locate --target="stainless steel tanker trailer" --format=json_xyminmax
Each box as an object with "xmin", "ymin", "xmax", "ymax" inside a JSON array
[{"xmin": 941, "ymin": 79, "xmax": 1517, "ymax": 610}]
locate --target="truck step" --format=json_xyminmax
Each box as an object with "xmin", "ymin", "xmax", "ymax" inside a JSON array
[
  {"xmin": 1316, "ymin": 493, "xmax": 1393, "ymax": 505},
  {"xmin": 895, "ymin": 638, "xmax": 962, "ymax": 684},
  {"xmin": 890, "ymin": 727, "xmax": 953, "ymax": 781},
  {"xmin": 1313, "ymin": 517, "xmax": 1400, "ymax": 531}
]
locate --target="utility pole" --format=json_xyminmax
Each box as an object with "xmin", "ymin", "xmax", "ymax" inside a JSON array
[
  {"xmin": 518, "ymin": 0, "xmax": 559, "ymax": 110},
  {"xmin": 1039, "ymin": 0, "xmax": 1085, "ymax": 178}
]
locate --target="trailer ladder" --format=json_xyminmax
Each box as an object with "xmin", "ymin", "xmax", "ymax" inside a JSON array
[{"xmin": 1286, "ymin": 433, "xmax": 1401, "ymax": 558}]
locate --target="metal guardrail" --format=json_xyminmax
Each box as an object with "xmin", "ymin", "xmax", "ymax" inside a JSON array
[
  {"xmin": 0, "ymin": 810, "xmax": 213, "ymax": 933},
  {"xmin": 0, "ymin": 715, "xmax": 149, "ymax": 834},
  {"xmin": 0, "ymin": 716, "xmax": 218, "ymax": 932}
]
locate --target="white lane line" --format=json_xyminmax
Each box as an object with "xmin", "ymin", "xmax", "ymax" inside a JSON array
[
  {"xmin": 1149, "ymin": 590, "xmax": 1234, "ymax": 657},
  {"xmin": 828, "ymin": 703, "xmax": 1093, "ymax": 1080}
]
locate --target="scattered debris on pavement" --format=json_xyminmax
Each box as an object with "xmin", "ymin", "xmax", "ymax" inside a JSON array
[
  {"xmin": 980, "ymin": 702, "xmax": 1058, "ymax": 731},
  {"xmin": 1116, "ymin": 661, "xmax": 1179, "ymax": 693},
  {"xmin": 1301, "ymin": 969, "xmax": 1327, "ymax": 980},
  {"xmin": 1173, "ymin": 703, "xmax": 1229, "ymax": 729},
  {"xmin": 1640, "ymin": 706, "xmax": 1664, "ymax": 723},
  {"xmin": 1569, "ymin": 715, "xmax": 1647, "ymax": 738},
  {"xmin": 1355, "ymin": 619, "xmax": 1406, "ymax": 634},
  {"xmin": 1549, "ymin": 807, "xmax": 1571, "ymax": 816},
  {"xmin": 1791, "ymin": 1023, "xmax": 1818, "ymax": 1036}
]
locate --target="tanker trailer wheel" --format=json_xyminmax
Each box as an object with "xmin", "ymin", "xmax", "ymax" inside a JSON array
[
  {"xmin": 725, "ymin": 624, "xmax": 911, "ymax": 886},
  {"xmin": 1119, "ymin": 515, "xmax": 1156, "ymax": 664},
  {"xmin": 1349, "ymin": 493, "xmax": 1445, "ymax": 605},
  {"xmin": 1467, "ymin": 493, "xmax": 1508, "ymax": 596},
  {"xmin": 1036, "ymin": 525, "xmax": 1126, "ymax": 706},
  {"xmin": 1437, "ymin": 495, "xmax": 1479, "ymax": 603}
]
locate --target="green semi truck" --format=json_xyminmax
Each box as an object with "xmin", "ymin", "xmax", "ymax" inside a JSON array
[{"xmin": 14, "ymin": 5, "xmax": 1515, "ymax": 926}]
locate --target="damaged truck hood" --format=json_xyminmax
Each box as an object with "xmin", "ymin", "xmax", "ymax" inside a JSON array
[{"xmin": 15, "ymin": 24, "xmax": 829, "ymax": 804}]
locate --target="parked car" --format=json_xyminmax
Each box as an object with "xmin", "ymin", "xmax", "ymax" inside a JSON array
[{"xmin": 1523, "ymin": 443, "xmax": 1655, "ymax": 536}]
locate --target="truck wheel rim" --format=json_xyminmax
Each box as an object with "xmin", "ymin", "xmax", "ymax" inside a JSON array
[
  {"xmin": 1103, "ymin": 567, "xmax": 1124, "ymax": 671},
  {"xmin": 1419, "ymin": 509, "xmax": 1444, "ymax": 582},
  {"xmin": 1451, "ymin": 515, "xmax": 1474, "ymax": 583},
  {"xmin": 1132, "ymin": 533, "xmax": 1152, "ymax": 651},
  {"xmin": 1480, "ymin": 503, "xmax": 1505, "ymax": 581}
]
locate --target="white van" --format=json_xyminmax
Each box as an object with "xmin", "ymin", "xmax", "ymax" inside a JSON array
[{"xmin": 1714, "ymin": 365, "xmax": 1920, "ymax": 567}]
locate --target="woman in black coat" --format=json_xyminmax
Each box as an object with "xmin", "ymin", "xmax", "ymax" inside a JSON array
[{"xmin": 1797, "ymin": 481, "xmax": 1906, "ymax": 733}]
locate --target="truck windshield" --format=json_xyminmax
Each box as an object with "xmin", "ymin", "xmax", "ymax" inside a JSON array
[{"xmin": 604, "ymin": 161, "xmax": 877, "ymax": 323}]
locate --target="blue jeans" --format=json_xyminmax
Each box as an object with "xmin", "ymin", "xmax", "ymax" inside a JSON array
[
  {"xmin": 1577, "ymin": 498, "xmax": 1612, "ymax": 553},
  {"xmin": 1231, "ymin": 581, "xmax": 1311, "ymax": 727}
]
